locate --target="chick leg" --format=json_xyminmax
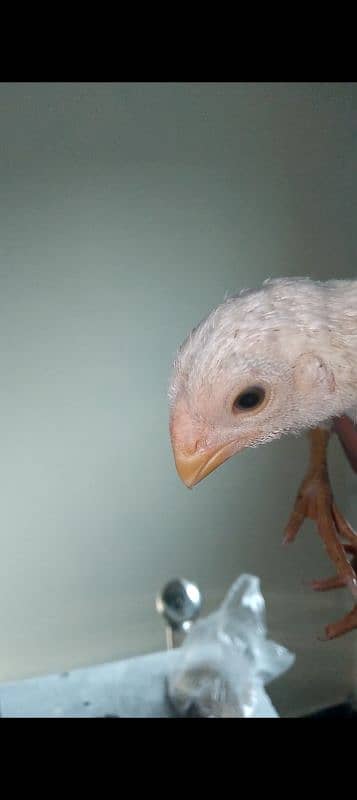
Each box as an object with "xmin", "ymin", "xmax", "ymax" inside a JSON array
[
  {"xmin": 284, "ymin": 429, "xmax": 356, "ymax": 570},
  {"xmin": 324, "ymin": 604, "xmax": 357, "ymax": 640},
  {"xmin": 310, "ymin": 545, "xmax": 357, "ymax": 591},
  {"xmin": 284, "ymin": 427, "xmax": 357, "ymax": 639}
]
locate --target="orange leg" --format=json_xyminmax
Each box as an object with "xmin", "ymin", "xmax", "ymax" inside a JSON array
[
  {"xmin": 309, "ymin": 548, "xmax": 357, "ymax": 592},
  {"xmin": 284, "ymin": 427, "xmax": 357, "ymax": 639},
  {"xmin": 324, "ymin": 604, "xmax": 357, "ymax": 640}
]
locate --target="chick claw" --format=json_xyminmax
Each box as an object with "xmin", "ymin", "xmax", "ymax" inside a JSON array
[
  {"xmin": 324, "ymin": 603, "xmax": 357, "ymax": 640},
  {"xmin": 308, "ymin": 548, "xmax": 357, "ymax": 593},
  {"xmin": 283, "ymin": 472, "xmax": 357, "ymax": 589},
  {"xmin": 283, "ymin": 427, "xmax": 357, "ymax": 639}
]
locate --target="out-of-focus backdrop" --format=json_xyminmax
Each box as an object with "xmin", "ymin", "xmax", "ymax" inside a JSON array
[{"xmin": 0, "ymin": 83, "xmax": 356, "ymax": 714}]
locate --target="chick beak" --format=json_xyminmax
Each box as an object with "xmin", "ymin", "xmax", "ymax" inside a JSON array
[
  {"xmin": 172, "ymin": 440, "xmax": 236, "ymax": 488},
  {"xmin": 170, "ymin": 402, "xmax": 238, "ymax": 488}
]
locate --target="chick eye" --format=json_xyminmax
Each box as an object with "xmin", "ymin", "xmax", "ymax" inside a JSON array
[{"xmin": 233, "ymin": 386, "xmax": 265, "ymax": 412}]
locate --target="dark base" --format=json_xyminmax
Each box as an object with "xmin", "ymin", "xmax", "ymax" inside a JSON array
[
  {"xmin": 102, "ymin": 703, "xmax": 357, "ymax": 718},
  {"xmin": 302, "ymin": 703, "xmax": 357, "ymax": 719}
]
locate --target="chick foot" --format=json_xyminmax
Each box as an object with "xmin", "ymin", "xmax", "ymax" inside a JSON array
[
  {"xmin": 284, "ymin": 430, "xmax": 357, "ymax": 589},
  {"xmin": 308, "ymin": 548, "xmax": 357, "ymax": 592},
  {"xmin": 324, "ymin": 603, "xmax": 357, "ymax": 640},
  {"xmin": 283, "ymin": 427, "xmax": 357, "ymax": 639}
]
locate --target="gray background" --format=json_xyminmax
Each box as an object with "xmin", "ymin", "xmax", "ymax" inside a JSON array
[{"xmin": 0, "ymin": 83, "xmax": 356, "ymax": 714}]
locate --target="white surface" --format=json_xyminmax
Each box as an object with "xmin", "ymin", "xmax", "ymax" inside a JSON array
[
  {"xmin": 0, "ymin": 649, "xmax": 280, "ymax": 718},
  {"xmin": 0, "ymin": 84, "xmax": 355, "ymax": 712},
  {"xmin": 0, "ymin": 651, "xmax": 178, "ymax": 718}
]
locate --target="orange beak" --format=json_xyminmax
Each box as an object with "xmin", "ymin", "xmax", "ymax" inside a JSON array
[{"xmin": 172, "ymin": 440, "xmax": 237, "ymax": 488}]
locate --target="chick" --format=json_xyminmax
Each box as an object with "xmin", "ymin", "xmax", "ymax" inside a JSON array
[{"xmin": 169, "ymin": 277, "xmax": 357, "ymax": 640}]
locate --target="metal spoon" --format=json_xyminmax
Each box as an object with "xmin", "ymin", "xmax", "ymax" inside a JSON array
[{"xmin": 156, "ymin": 578, "xmax": 202, "ymax": 649}]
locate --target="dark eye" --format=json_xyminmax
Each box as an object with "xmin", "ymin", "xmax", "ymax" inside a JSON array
[{"xmin": 233, "ymin": 386, "xmax": 265, "ymax": 412}]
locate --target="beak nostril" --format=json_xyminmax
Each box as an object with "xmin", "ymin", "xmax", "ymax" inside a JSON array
[{"xmin": 170, "ymin": 405, "xmax": 206, "ymax": 456}]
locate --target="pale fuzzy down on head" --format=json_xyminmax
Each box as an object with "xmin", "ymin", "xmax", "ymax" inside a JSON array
[{"xmin": 169, "ymin": 277, "xmax": 357, "ymax": 453}]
